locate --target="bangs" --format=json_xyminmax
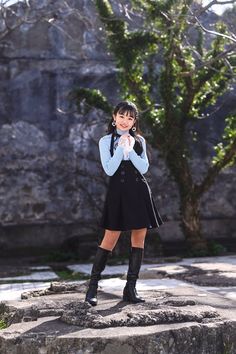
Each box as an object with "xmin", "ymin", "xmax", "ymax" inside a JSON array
[{"xmin": 117, "ymin": 107, "xmax": 136, "ymax": 119}]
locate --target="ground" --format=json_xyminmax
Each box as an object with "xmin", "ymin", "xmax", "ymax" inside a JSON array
[{"xmin": 0, "ymin": 255, "xmax": 236, "ymax": 353}]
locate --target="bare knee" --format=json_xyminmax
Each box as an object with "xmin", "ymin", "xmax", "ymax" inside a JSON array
[{"xmin": 100, "ymin": 229, "xmax": 121, "ymax": 251}]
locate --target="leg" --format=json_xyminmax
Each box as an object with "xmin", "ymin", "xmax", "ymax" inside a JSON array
[
  {"xmin": 85, "ymin": 229, "xmax": 121, "ymax": 306},
  {"xmin": 123, "ymin": 228, "xmax": 147, "ymax": 303},
  {"xmin": 100, "ymin": 229, "xmax": 122, "ymax": 251},
  {"xmin": 131, "ymin": 228, "xmax": 147, "ymax": 249}
]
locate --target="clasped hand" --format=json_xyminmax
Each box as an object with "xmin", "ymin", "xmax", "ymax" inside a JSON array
[{"xmin": 118, "ymin": 134, "xmax": 135, "ymax": 157}]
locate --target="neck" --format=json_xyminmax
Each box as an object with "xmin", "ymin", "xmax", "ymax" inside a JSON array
[{"xmin": 116, "ymin": 128, "xmax": 130, "ymax": 135}]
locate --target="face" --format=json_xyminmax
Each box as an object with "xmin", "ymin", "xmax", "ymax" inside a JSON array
[{"xmin": 113, "ymin": 111, "xmax": 136, "ymax": 131}]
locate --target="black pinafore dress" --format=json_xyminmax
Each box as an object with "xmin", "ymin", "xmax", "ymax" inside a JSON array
[{"xmin": 100, "ymin": 133, "xmax": 163, "ymax": 231}]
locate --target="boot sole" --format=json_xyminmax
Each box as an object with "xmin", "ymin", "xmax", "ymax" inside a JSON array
[
  {"xmin": 123, "ymin": 295, "xmax": 145, "ymax": 303},
  {"xmin": 85, "ymin": 298, "xmax": 97, "ymax": 306}
]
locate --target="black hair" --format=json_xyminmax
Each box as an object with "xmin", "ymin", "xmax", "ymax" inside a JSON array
[
  {"xmin": 107, "ymin": 101, "xmax": 140, "ymax": 135},
  {"xmin": 107, "ymin": 100, "xmax": 143, "ymax": 156}
]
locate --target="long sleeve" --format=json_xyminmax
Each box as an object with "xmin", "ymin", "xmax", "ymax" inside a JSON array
[
  {"xmin": 129, "ymin": 136, "xmax": 149, "ymax": 174},
  {"xmin": 99, "ymin": 135, "xmax": 123, "ymax": 176}
]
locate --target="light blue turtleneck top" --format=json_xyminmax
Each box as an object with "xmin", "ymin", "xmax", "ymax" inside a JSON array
[{"xmin": 98, "ymin": 128, "xmax": 149, "ymax": 176}]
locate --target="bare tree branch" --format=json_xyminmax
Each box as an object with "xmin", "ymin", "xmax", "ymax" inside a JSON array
[
  {"xmin": 195, "ymin": 0, "xmax": 236, "ymax": 17},
  {"xmin": 194, "ymin": 13, "xmax": 236, "ymax": 43},
  {"xmin": 179, "ymin": 44, "xmax": 236, "ymax": 77},
  {"xmin": 196, "ymin": 138, "xmax": 236, "ymax": 197}
]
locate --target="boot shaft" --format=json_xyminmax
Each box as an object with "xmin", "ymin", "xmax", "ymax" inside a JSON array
[
  {"xmin": 127, "ymin": 247, "xmax": 144, "ymax": 281},
  {"xmin": 90, "ymin": 246, "xmax": 110, "ymax": 284},
  {"xmin": 123, "ymin": 247, "xmax": 145, "ymax": 303}
]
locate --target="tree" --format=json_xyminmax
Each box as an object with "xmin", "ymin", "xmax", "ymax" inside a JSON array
[{"xmin": 74, "ymin": 0, "xmax": 236, "ymax": 255}]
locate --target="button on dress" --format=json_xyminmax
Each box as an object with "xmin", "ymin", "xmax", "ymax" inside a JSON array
[{"xmin": 99, "ymin": 134, "xmax": 163, "ymax": 231}]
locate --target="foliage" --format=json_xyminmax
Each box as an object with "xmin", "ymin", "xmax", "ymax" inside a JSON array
[
  {"xmin": 185, "ymin": 241, "xmax": 226, "ymax": 257},
  {"xmin": 74, "ymin": 0, "xmax": 236, "ymax": 251},
  {"xmin": 0, "ymin": 302, "xmax": 8, "ymax": 330},
  {"xmin": 72, "ymin": 88, "xmax": 112, "ymax": 115},
  {"xmin": 0, "ymin": 319, "xmax": 7, "ymax": 330},
  {"xmin": 213, "ymin": 115, "xmax": 236, "ymax": 168},
  {"xmin": 207, "ymin": 241, "xmax": 227, "ymax": 256}
]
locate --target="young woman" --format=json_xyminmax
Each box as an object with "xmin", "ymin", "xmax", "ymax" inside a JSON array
[{"xmin": 85, "ymin": 100, "xmax": 163, "ymax": 306}]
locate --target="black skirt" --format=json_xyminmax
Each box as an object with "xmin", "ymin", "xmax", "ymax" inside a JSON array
[{"xmin": 100, "ymin": 160, "xmax": 163, "ymax": 231}]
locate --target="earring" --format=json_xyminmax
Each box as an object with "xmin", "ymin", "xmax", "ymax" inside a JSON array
[
  {"xmin": 132, "ymin": 126, "xmax": 136, "ymax": 131},
  {"xmin": 112, "ymin": 121, "xmax": 116, "ymax": 127}
]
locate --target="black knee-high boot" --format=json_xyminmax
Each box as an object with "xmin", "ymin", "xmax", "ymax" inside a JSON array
[
  {"xmin": 85, "ymin": 246, "xmax": 110, "ymax": 306},
  {"xmin": 123, "ymin": 247, "xmax": 145, "ymax": 303}
]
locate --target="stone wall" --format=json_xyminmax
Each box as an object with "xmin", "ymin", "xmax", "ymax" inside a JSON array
[{"xmin": 0, "ymin": 0, "xmax": 235, "ymax": 256}]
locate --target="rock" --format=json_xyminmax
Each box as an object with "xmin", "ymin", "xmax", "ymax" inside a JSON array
[
  {"xmin": 139, "ymin": 261, "xmax": 236, "ymax": 286},
  {"xmin": 0, "ymin": 302, "xmax": 39, "ymax": 327},
  {"xmin": 0, "ymin": 0, "xmax": 235, "ymax": 258},
  {"xmin": 61, "ymin": 301, "xmax": 220, "ymax": 328},
  {"xmin": 0, "ymin": 286, "xmax": 236, "ymax": 353},
  {"xmin": 21, "ymin": 281, "xmax": 87, "ymax": 299},
  {"xmin": 168, "ymin": 265, "xmax": 236, "ymax": 286}
]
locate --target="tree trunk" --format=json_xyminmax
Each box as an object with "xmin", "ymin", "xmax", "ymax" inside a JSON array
[
  {"xmin": 165, "ymin": 148, "xmax": 208, "ymax": 255},
  {"xmin": 180, "ymin": 191, "xmax": 208, "ymax": 254}
]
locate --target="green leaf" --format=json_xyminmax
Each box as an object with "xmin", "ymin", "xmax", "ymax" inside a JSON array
[{"xmin": 72, "ymin": 88, "xmax": 112, "ymax": 115}]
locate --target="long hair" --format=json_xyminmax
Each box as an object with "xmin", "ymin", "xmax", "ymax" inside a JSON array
[{"xmin": 107, "ymin": 101, "xmax": 143, "ymax": 156}]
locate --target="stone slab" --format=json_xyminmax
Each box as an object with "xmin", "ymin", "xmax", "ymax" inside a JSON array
[
  {"xmin": 0, "ymin": 284, "xmax": 236, "ymax": 353},
  {"xmin": 0, "ymin": 271, "xmax": 58, "ymax": 282}
]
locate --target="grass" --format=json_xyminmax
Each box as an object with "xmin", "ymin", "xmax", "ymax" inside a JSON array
[
  {"xmin": 55, "ymin": 270, "xmax": 89, "ymax": 281},
  {"xmin": 0, "ymin": 320, "xmax": 7, "ymax": 330}
]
